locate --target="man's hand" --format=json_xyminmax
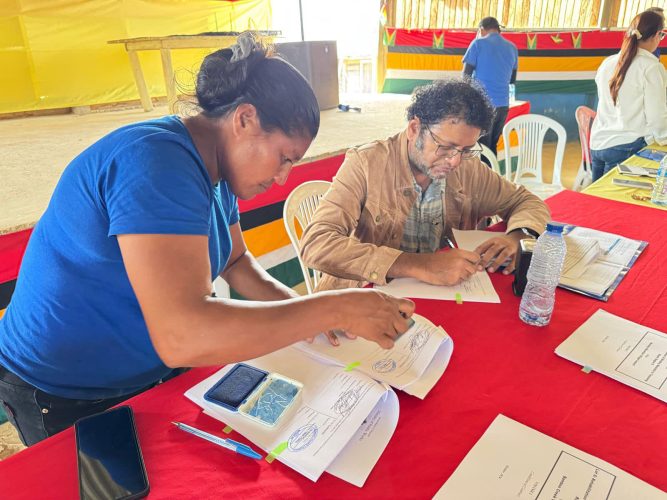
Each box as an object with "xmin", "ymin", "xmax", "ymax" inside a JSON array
[
  {"xmin": 474, "ymin": 232, "xmax": 524, "ymax": 274},
  {"xmin": 412, "ymin": 249, "xmax": 482, "ymax": 285}
]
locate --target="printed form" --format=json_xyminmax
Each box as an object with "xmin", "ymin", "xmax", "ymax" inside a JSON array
[
  {"xmin": 377, "ymin": 273, "xmax": 500, "ymax": 303},
  {"xmin": 185, "ymin": 347, "xmax": 399, "ymax": 486},
  {"xmin": 435, "ymin": 415, "xmax": 665, "ymax": 499},
  {"xmin": 556, "ymin": 309, "xmax": 667, "ymax": 402},
  {"xmin": 295, "ymin": 314, "xmax": 453, "ymax": 398}
]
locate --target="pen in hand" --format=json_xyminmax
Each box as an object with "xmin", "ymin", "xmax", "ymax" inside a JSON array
[{"xmin": 172, "ymin": 422, "xmax": 263, "ymax": 460}]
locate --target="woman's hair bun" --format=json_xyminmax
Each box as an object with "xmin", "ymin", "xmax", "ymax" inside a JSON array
[{"xmin": 195, "ymin": 32, "xmax": 269, "ymax": 114}]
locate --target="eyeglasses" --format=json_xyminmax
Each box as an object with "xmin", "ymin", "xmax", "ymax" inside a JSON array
[
  {"xmin": 425, "ymin": 125, "xmax": 483, "ymax": 159},
  {"xmin": 660, "ymin": 31, "xmax": 666, "ymax": 40}
]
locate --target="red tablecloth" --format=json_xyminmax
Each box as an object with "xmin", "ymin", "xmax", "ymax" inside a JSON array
[{"xmin": 1, "ymin": 190, "xmax": 666, "ymax": 499}]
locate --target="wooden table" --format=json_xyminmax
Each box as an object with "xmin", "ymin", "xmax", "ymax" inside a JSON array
[{"xmin": 108, "ymin": 33, "xmax": 277, "ymax": 113}]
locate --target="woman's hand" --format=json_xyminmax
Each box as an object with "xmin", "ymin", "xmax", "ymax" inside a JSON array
[{"xmin": 328, "ymin": 289, "xmax": 415, "ymax": 349}]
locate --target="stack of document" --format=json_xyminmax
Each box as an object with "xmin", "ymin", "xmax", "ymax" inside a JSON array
[
  {"xmin": 435, "ymin": 414, "xmax": 664, "ymax": 498},
  {"xmin": 451, "ymin": 227, "xmax": 646, "ymax": 301},
  {"xmin": 185, "ymin": 314, "xmax": 452, "ymax": 486},
  {"xmin": 556, "ymin": 309, "xmax": 667, "ymax": 403},
  {"xmin": 558, "ymin": 227, "xmax": 646, "ymax": 300}
]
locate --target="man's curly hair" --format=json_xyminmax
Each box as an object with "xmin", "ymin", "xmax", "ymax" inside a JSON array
[{"xmin": 406, "ymin": 78, "xmax": 495, "ymax": 135}]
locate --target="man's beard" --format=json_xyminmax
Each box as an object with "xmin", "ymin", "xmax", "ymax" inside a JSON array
[{"xmin": 409, "ymin": 133, "xmax": 445, "ymax": 181}]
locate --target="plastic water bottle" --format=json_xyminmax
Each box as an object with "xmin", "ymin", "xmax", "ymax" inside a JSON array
[
  {"xmin": 519, "ymin": 223, "xmax": 567, "ymax": 326},
  {"xmin": 509, "ymin": 84, "xmax": 516, "ymax": 104},
  {"xmin": 650, "ymin": 155, "xmax": 667, "ymax": 206}
]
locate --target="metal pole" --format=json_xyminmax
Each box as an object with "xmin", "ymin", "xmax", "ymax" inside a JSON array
[{"xmin": 298, "ymin": 0, "xmax": 305, "ymax": 41}]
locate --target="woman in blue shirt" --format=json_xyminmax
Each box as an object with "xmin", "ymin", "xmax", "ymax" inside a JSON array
[{"xmin": 0, "ymin": 33, "xmax": 414, "ymax": 446}]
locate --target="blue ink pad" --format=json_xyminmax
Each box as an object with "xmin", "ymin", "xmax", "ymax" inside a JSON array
[
  {"xmin": 239, "ymin": 373, "xmax": 303, "ymax": 427},
  {"xmin": 204, "ymin": 363, "xmax": 302, "ymax": 427}
]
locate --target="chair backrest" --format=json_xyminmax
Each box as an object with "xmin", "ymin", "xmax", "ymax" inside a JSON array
[
  {"xmin": 283, "ymin": 180, "xmax": 332, "ymax": 294},
  {"xmin": 479, "ymin": 143, "xmax": 503, "ymax": 177},
  {"xmin": 502, "ymin": 113, "xmax": 567, "ymax": 187},
  {"xmin": 573, "ymin": 105, "xmax": 596, "ymax": 191}
]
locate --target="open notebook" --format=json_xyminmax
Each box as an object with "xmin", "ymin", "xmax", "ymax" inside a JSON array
[{"xmin": 185, "ymin": 314, "xmax": 453, "ymax": 486}]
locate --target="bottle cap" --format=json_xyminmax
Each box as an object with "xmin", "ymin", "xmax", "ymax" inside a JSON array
[{"xmin": 546, "ymin": 222, "xmax": 564, "ymax": 233}]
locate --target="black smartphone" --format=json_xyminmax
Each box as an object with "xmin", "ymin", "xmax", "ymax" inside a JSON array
[{"xmin": 75, "ymin": 406, "xmax": 149, "ymax": 500}]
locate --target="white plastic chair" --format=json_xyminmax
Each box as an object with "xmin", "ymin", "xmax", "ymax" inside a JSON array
[
  {"xmin": 283, "ymin": 180, "xmax": 331, "ymax": 295},
  {"xmin": 502, "ymin": 113, "xmax": 567, "ymax": 200},
  {"xmin": 480, "ymin": 143, "xmax": 503, "ymax": 177},
  {"xmin": 479, "ymin": 144, "xmax": 503, "ymax": 226},
  {"xmin": 573, "ymin": 106, "xmax": 596, "ymax": 191}
]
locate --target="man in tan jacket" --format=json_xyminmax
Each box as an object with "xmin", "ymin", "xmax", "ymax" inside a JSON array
[{"xmin": 300, "ymin": 78, "xmax": 550, "ymax": 291}]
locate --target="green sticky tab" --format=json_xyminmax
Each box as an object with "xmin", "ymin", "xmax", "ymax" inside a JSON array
[
  {"xmin": 222, "ymin": 425, "xmax": 233, "ymax": 434},
  {"xmin": 582, "ymin": 365, "xmax": 592, "ymax": 374},
  {"xmin": 455, "ymin": 293, "xmax": 463, "ymax": 304},
  {"xmin": 344, "ymin": 361, "xmax": 361, "ymax": 372},
  {"xmin": 266, "ymin": 441, "xmax": 289, "ymax": 463}
]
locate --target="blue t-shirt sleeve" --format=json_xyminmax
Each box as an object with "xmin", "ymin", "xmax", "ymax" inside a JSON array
[
  {"xmin": 463, "ymin": 40, "xmax": 479, "ymax": 66},
  {"xmin": 512, "ymin": 46, "xmax": 519, "ymax": 69},
  {"xmin": 105, "ymin": 134, "xmax": 212, "ymax": 236}
]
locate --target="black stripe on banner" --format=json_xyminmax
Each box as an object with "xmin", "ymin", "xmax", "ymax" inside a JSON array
[
  {"xmin": 388, "ymin": 46, "xmax": 618, "ymax": 57},
  {"xmin": 239, "ymin": 201, "xmax": 285, "ymax": 231},
  {"xmin": 0, "ymin": 280, "xmax": 16, "ymax": 310}
]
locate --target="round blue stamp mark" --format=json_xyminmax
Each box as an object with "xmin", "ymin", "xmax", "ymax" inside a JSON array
[
  {"xmin": 288, "ymin": 423, "xmax": 318, "ymax": 452},
  {"xmin": 373, "ymin": 358, "xmax": 397, "ymax": 373}
]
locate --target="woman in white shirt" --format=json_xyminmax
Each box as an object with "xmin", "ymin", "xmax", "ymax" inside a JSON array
[{"xmin": 590, "ymin": 10, "xmax": 667, "ymax": 181}]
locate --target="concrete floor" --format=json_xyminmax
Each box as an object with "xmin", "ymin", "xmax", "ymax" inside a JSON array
[
  {"xmin": 0, "ymin": 423, "xmax": 25, "ymax": 460},
  {"xmin": 1, "ymin": 94, "xmax": 582, "ymax": 234}
]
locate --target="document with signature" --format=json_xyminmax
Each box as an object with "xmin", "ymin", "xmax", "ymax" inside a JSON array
[
  {"xmin": 185, "ymin": 347, "xmax": 399, "ymax": 486},
  {"xmin": 556, "ymin": 309, "xmax": 667, "ymax": 403},
  {"xmin": 377, "ymin": 273, "xmax": 500, "ymax": 303},
  {"xmin": 435, "ymin": 414, "xmax": 664, "ymax": 499},
  {"xmin": 294, "ymin": 314, "xmax": 452, "ymax": 398}
]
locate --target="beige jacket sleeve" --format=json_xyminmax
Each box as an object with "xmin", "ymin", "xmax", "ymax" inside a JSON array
[
  {"xmin": 468, "ymin": 160, "xmax": 550, "ymax": 235},
  {"xmin": 300, "ymin": 149, "xmax": 402, "ymax": 286}
]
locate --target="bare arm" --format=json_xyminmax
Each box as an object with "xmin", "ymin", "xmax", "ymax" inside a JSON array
[
  {"xmin": 118, "ymin": 234, "xmax": 414, "ymax": 367},
  {"xmin": 463, "ymin": 63, "xmax": 475, "ymax": 77}
]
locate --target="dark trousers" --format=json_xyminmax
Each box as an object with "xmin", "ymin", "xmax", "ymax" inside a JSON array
[
  {"xmin": 480, "ymin": 106, "xmax": 509, "ymax": 156},
  {"xmin": 591, "ymin": 137, "xmax": 646, "ymax": 181},
  {"xmin": 0, "ymin": 364, "xmax": 183, "ymax": 446}
]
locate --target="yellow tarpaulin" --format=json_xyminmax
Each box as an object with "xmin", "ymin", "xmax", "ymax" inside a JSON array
[{"xmin": 1, "ymin": 0, "xmax": 271, "ymax": 113}]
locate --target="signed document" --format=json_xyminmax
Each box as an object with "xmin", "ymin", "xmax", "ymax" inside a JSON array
[
  {"xmin": 377, "ymin": 273, "xmax": 500, "ymax": 303},
  {"xmin": 185, "ymin": 347, "xmax": 398, "ymax": 486},
  {"xmin": 556, "ymin": 309, "xmax": 667, "ymax": 403},
  {"xmin": 294, "ymin": 314, "xmax": 452, "ymax": 398},
  {"xmin": 435, "ymin": 415, "xmax": 664, "ymax": 499}
]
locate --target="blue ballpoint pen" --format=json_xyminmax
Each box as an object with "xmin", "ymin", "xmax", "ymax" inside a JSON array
[{"xmin": 172, "ymin": 422, "xmax": 263, "ymax": 460}]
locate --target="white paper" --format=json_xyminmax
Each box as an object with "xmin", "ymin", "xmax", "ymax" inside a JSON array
[
  {"xmin": 325, "ymin": 390, "xmax": 399, "ymax": 486},
  {"xmin": 618, "ymin": 164, "xmax": 658, "ymax": 177},
  {"xmin": 452, "ymin": 228, "xmax": 497, "ymax": 251},
  {"xmin": 377, "ymin": 273, "xmax": 500, "ymax": 303},
  {"xmin": 435, "ymin": 414, "xmax": 665, "ymax": 499},
  {"xmin": 562, "ymin": 236, "xmax": 600, "ymax": 279},
  {"xmin": 567, "ymin": 227, "xmax": 641, "ymax": 267},
  {"xmin": 559, "ymin": 260, "xmax": 622, "ymax": 296},
  {"xmin": 556, "ymin": 309, "xmax": 667, "ymax": 403},
  {"xmin": 294, "ymin": 314, "xmax": 453, "ymax": 398},
  {"xmin": 185, "ymin": 347, "xmax": 396, "ymax": 484}
]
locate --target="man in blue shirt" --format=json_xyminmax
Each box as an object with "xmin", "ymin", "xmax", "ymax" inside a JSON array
[{"xmin": 463, "ymin": 17, "xmax": 518, "ymax": 155}]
